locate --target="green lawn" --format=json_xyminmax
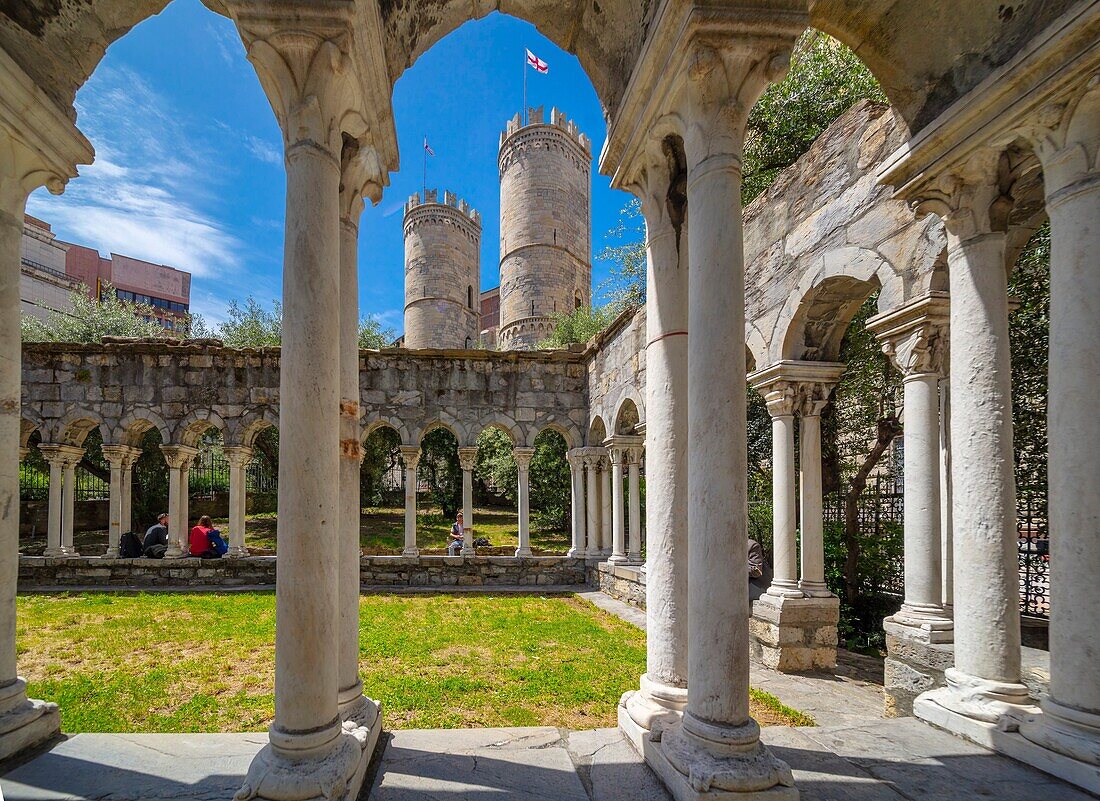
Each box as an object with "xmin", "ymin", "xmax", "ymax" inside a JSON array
[{"xmin": 15, "ymin": 592, "xmax": 811, "ymax": 733}]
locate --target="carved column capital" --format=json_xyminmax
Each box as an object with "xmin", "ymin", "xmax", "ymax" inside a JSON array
[
  {"xmin": 159, "ymin": 444, "xmax": 201, "ymax": 471},
  {"xmin": 867, "ymin": 292, "xmax": 951, "ymax": 380},
  {"xmin": 398, "ymin": 446, "xmax": 421, "ymax": 471},
  {"xmin": 223, "ymin": 446, "xmax": 255, "ymax": 470},
  {"xmin": 340, "ymin": 135, "xmax": 386, "ymax": 223},
  {"xmin": 1017, "ymin": 73, "xmax": 1100, "ymax": 206},
  {"xmin": 762, "ymin": 384, "xmax": 798, "ymax": 419},
  {"xmin": 457, "ymin": 447, "xmax": 479, "ymax": 473},
  {"xmin": 909, "ymin": 149, "xmax": 1017, "ymax": 244},
  {"xmin": 512, "ymin": 447, "xmax": 535, "ymax": 472},
  {"xmin": 565, "ymin": 448, "xmax": 585, "ymax": 471},
  {"xmin": 101, "ymin": 444, "xmax": 142, "ymax": 468},
  {"xmin": 749, "ymin": 361, "xmax": 845, "ymax": 419},
  {"xmin": 37, "ymin": 443, "xmax": 84, "ymax": 468}
]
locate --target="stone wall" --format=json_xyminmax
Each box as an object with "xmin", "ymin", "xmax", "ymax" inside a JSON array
[
  {"xmin": 18, "ymin": 555, "xmax": 590, "ymax": 589},
  {"xmin": 594, "ymin": 561, "xmax": 646, "ymax": 608},
  {"xmin": 498, "ymin": 108, "xmax": 592, "ymax": 349},
  {"xmin": 403, "ymin": 190, "xmax": 482, "ymax": 349},
  {"xmin": 585, "ymin": 306, "xmax": 646, "ymax": 436},
  {"xmin": 21, "ymin": 342, "xmax": 588, "ymax": 449}
]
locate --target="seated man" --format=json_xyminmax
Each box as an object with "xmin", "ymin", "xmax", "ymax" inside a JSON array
[
  {"xmin": 748, "ymin": 537, "xmax": 771, "ymax": 602},
  {"xmin": 142, "ymin": 513, "xmax": 170, "ymax": 559},
  {"xmin": 447, "ymin": 512, "xmax": 465, "ymax": 556}
]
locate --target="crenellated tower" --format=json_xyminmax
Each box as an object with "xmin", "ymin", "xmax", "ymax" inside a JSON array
[
  {"xmin": 497, "ymin": 107, "xmax": 592, "ymax": 349},
  {"xmin": 402, "ymin": 189, "xmax": 482, "ymax": 349}
]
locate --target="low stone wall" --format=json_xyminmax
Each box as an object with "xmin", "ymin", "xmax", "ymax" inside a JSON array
[
  {"xmin": 18, "ymin": 555, "xmax": 590, "ymax": 589},
  {"xmin": 19, "ymin": 500, "xmax": 107, "ymax": 536},
  {"xmin": 594, "ymin": 561, "xmax": 646, "ymax": 608}
]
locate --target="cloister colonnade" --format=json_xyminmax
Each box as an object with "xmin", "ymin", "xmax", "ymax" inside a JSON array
[{"xmin": 3, "ymin": 1, "xmax": 1100, "ymax": 800}]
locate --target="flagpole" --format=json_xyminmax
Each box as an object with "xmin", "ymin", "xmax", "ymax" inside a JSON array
[
  {"xmin": 422, "ymin": 135, "xmax": 427, "ymax": 194},
  {"xmin": 522, "ymin": 50, "xmax": 527, "ymax": 126}
]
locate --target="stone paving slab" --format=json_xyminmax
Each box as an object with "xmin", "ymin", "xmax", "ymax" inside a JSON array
[{"xmin": 369, "ymin": 726, "xmax": 589, "ymax": 801}]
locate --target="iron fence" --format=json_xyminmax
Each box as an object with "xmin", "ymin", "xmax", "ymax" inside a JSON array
[
  {"xmin": 1017, "ymin": 485, "xmax": 1049, "ymax": 619},
  {"xmin": 19, "ymin": 463, "xmax": 109, "ymax": 501},
  {"xmin": 823, "ymin": 475, "xmax": 905, "ymax": 597},
  {"xmin": 189, "ymin": 451, "xmax": 277, "ymax": 498}
]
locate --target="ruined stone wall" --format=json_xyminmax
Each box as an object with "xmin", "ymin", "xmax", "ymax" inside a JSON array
[
  {"xmin": 403, "ymin": 190, "xmax": 482, "ymax": 349},
  {"xmin": 20, "ymin": 341, "xmax": 587, "ymax": 450},
  {"xmin": 585, "ymin": 307, "xmax": 646, "ymax": 439},
  {"xmin": 498, "ymin": 108, "xmax": 592, "ymax": 349}
]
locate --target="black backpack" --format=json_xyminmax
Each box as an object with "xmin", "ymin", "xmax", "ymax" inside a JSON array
[{"xmin": 119, "ymin": 532, "xmax": 144, "ymax": 559}]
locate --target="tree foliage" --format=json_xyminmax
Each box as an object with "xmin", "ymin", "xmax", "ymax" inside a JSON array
[
  {"xmin": 195, "ymin": 296, "xmax": 395, "ymax": 349},
  {"xmin": 21, "ymin": 283, "xmax": 182, "ymax": 343},
  {"xmin": 537, "ymin": 305, "xmax": 620, "ymax": 348},
  {"xmin": 1009, "ymin": 224, "xmax": 1050, "ymax": 494}
]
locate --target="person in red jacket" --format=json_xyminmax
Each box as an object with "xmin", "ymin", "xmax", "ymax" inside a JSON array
[{"xmin": 189, "ymin": 515, "xmax": 216, "ymax": 558}]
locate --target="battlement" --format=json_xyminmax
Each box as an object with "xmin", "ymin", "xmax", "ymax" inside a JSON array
[
  {"xmin": 500, "ymin": 106, "xmax": 592, "ymax": 155},
  {"xmin": 403, "ymin": 189, "xmax": 481, "ymax": 225}
]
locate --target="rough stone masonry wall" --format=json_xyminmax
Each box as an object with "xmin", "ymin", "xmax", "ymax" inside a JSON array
[
  {"xmin": 498, "ymin": 109, "xmax": 592, "ymax": 349},
  {"xmin": 18, "ymin": 555, "xmax": 590, "ymax": 589},
  {"xmin": 21, "ymin": 342, "xmax": 588, "ymax": 449},
  {"xmin": 403, "ymin": 190, "xmax": 482, "ymax": 349}
]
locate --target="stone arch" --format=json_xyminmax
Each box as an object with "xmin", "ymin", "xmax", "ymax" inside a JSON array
[
  {"xmin": 362, "ymin": 417, "xmax": 410, "ymax": 446},
  {"xmin": 526, "ymin": 420, "xmax": 582, "ymax": 450},
  {"xmin": 745, "ymin": 343, "xmax": 760, "ymax": 374},
  {"xmin": 473, "ymin": 413, "xmax": 522, "ymax": 448},
  {"xmin": 114, "ymin": 408, "xmax": 173, "ymax": 447},
  {"xmin": 231, "ymin": 407, "xmax": 280, "ymax": 448},
  {"xmin": 416, "ymin": 416, "xmax": 466, "ymax": 447},
  {"xmin": 19, "ymin": 412, "xmax": 45, "ymax": 449},
  {"xmin": 613, "ymin": 393, "xmax": 643, "ymax": 435},
  {"xmin": 772, "ymin": 247, "xmax": 902, "ymax": 362},
  {"xmin": 175, "ymin": 409, "xmax": 228, "ymax": 447},
  {"xmin": 51, "ymin": 409, "xmax": 105, "ymax": 446},
  {"xmin": 588, "ymin": 415, "xmax": 607, "ymax": 447}
]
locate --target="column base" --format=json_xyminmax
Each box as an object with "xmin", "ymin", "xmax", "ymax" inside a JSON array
[
  {"xmin": 165, "ymin": 546, "xmax": 186, "ymax": 559},
  {"xmin": 883, "ymin": 618, "xmax": 955, "ymax": 718},
  {"xmin": 43, "ymin": 546, "xmax": 78, "ymax": 559},
  {"xmin": 995, "ymin": 700, "xmax": 1100, "ymax": 794},
  {"xmin": 401, "ymin": 547, "xmax": 419, "ymax": 559},
  {"xmin": 337, "ymin": 684, "xmax": 383, "ymax": 755},
  {"xmin": 104, "ymin": 547, "xmax": 120, "ymax": 559},
  {"xmin": 890, "ymin": 607, "xmax": 954, "ymax": 642},
  {"xmin": 514, "ymin": 547, "xmax": 533, "ymax": 558},
  {"xmin": 646, "ymin": 716, "xmax": 798, "ymax": 801},
  {"xmin": 227, "ymin": 547, "xmax": 250, "ymax": 559},
  {"xmin": 585, "ymin": 549, "xmax": 602, "ymax": 559},
  {"xmin": 567, "ymin": 547, "xmax": 581, "ymax": 557},
  {"xmin": 914, "ymin": 668, "xmax": 1037, "ymax": 744},
  {"xmin": 619, "ymin": 673, "xmax": 688, "ymax": 754},
  {"xmin": 749, "ymin": 594, "xmax": 839, "ymax": 673},
  {"xmin": 0, "ymin": 679, "xmax": 60, "ymax": 762},
  {"xmin": 608, "ymin": 553, "xmax": 629, "ymax": 565},
  {"xmin": 627, "ymin": 553, "xmax": 643, "ymax": 565},
  {"xmin": 235, "ymin": 722, "xmax": 372, "ymax": 801},
  {"xmin": 796, "ymin": 580, "xmax": 831, "ymax": 599}
]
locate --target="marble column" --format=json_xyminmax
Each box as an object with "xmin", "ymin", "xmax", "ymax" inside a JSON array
[
  {"xmin": 627, "ymin": 447, "xmax": 642, "ymax": 564},
  {"xmin": 38, "ymin": 445, "xmax": 82, "ymax": 558},
  {"xmin": 120, "ymin": 450, "xmax": 139, "ymax": 536},
  {"xmin": 607, "ymin": 440, "xmax": 628, "ymax": 564},
  {"xmin": 939, "ymin": 377, "xmax": 953, "ymax": 613},
  {"xmin": 599, "ymin": 454, "xmax": 612, "ymax": 555},
  {"xmin": 102, "ymin": 445, "xmax": 140, "ymax": 558},
  {"xmin": 566, "ymin": 450, "xmax": 586, "ymax": 557},
  {"xmin": 400, "ymin": 446, "xmax": 420, "ymax": 557},
  {"xmin": 0, "ymin": 71, "xmax": 87, "ymax": 762},
  {"xmin": 584, "ymin": 452, "xmax": 601, "ymax": 558},
  {"xmin": 912, "ymin": 152, "xmax": 1032, "ymax": 729},
  {"xmin": 798, "ymin": 382, "xmax": 835, "ymax": 598},
  {"xmin": 232, "ymin": 16, "xmax": 375, "ymax": 799},
  {"xmin": 224, "ymin": 446, "xmax": 253, "ymax": 558},
  {"xmin": 458, "ymin": 447, "xmax": 478, "ymax": 556},
  {"xmin": 649, "ymin": 38, "xmax": 801, "ymax": 800},
  {"xmin": 1013, "ymin": 79, "xmax": 1100, "ymax": 787},
  {"xmin": 751, "ymin": 378, "xmax": 801, "ymax": 599},
  {"xmin": 869, "ymin": 294, "xmax": 953, "ymax": 639},
  {"xmin": 60, "ymin": 457, "xmax": 80, "ymax": 557},
  {"xmin": 160, "ymin": 445, "xmax": 199, "ymax": 558},
  {"xmin": 513, "ymin": 447, "xmax": 535, "ymax": 558},
  {"xmin": 620, "ymin": 153, "xmax": 689, "ymax": 746}
]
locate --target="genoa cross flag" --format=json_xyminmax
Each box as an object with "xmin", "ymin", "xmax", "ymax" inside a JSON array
[{"xmin": 526, "ymin": 49, "xmax": 549, "ymax": 74}]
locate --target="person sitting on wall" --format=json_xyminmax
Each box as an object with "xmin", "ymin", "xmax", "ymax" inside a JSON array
[
  {"xmin": 447, "ymin": 512, "xmax": 465, "ymax": 556},
  {"xmin": 189, "ymin": 515, "xmax": 221, "ymax": 559},
  {"xmin": 748, "ymin": 537, "xmax": 771, "ymax": 602},
  {"xmin": 142, "ymin": 513, "xmax": 170, "ymax": 559}
]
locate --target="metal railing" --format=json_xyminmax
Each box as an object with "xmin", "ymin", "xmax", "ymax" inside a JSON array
[
  {"xmin": 19, "ymin": 463, "xmax": 109, "ymax": 502},
  {"xmin": 1017, "ymin": 485, "xmax": 1049, "ymax": 619}
]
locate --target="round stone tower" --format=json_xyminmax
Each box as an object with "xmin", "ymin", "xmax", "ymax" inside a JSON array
[
  {"xmin": 403, "ymin": 189, "xmax": 482, "ymax": 350},
  {"xmin": 498, "ymin": 107, "xmax": 592, "ymax": 349}
]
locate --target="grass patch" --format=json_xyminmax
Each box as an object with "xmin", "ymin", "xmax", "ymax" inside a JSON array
[{"xmin": 16, "ymin": 593, "xmax": 810, "ymax": 733}]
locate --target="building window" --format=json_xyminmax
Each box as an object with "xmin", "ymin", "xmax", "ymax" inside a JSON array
[
  {"xmin": 574, "ymin": 291, "xmax": 582, "ymax": 310},
  {"xmin": 468, "ymin": 286, "xmax": 474, "ymax": 309}
]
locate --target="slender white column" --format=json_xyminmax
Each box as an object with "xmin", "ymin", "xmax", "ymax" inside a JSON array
[
  {"xmin": 0, "ymin": 100, "xmax": 86, "ymax": 762},
  {"xmin": 160, "ymin": 445, "xmax": 199, "ymax": 558},
  {"xmin": 798, "ymin": 400, "xmax": 829, "ymax": 597},
  {"xmin": 1016, "ymin": 85, "xmax": 1100, "ymax": 773},
  {"xmin": 101, "ymin": 445, "xmax": 139, "ymax": 558},
  {"xmin": 233, "ymin": 19, "xmax": 372, "ymax": 797},
  {"xmin": 513, "ymin": 447, "xmax": 535, "ymax": 557},
  {"xmin": 627, "ymin": 450, "xmax": 642, "ymax": 564},
  {"xmin": 748, "ymin": 380, "xmax": 801, "ymax": 598},
  {"xmin": 653, "ymin": 39, "xmax": 801, "ymax": 799},
  {"xmin": 608, "ymin": 443, "xmax": 627, "ymax": 564},
  {"xmin": 912, "ymin": 154, "xmax": 1030, "ymax": 723},
  {"xmin": 179, "ymin": 459, "xmax": 192, "ymax": 553},
  {"xmin": 939, "ymin": 377, "xmax": 953, "ymax": 612},
  {"xmin": 37, "ymin": 446, "xmax": 72, "ymax": 558},
  {"xmin": 584, "ymin": 453, "xmax": 601, "ymax": 558},
  {"xmin": 120, "ymin": 451, "xmax": 139, "ymax": 536},
  {"xmin": 599, "ymin": 454, "xmax": 612, "ymax": 554},
  {"xmin": 60, "ymin": 458, "xmax": 79, "ymax": 557},
  {"xmin": 224, "ymin": 447, "xmax": 253, "ymax": 558},
  {"xmin": 458, "ymin": 447, "xmax": 478, "ymax": 556},
  {"xmin": 400, "ymin": 446, "xmax": 420, "ymax": 557},
  {"xmin": 566, "ymin": 450, "xmax": 586, "ymax": 557},
  {"xmin": 621, "ymin": 158, "xmax": 689, "ymax": 741},
  {"xmin": 870, "ymin": 296, "xmax": 953, "ymax": 636}
]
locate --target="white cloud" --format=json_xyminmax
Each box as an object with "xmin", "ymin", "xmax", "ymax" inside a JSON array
[
  {"xmin": 245, "ymin": 135, "xmax": 282, "ymax": 166},
  {"xmin": 27, "ymin": 65, "xmax": 245, "ymax": 280},
  {"xmin": 208, "ymin": 22, "xmax": 245, "ymax": 70}
]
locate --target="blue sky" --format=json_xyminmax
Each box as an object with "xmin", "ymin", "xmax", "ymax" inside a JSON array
[{"xmin": 25, "ymin": 0, "xmax": 634, "ymax": 334}]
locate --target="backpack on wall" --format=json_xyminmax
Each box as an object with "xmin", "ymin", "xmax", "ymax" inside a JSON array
[{"xmin": 118, "ymin": 532, "xmax": 144, "ymax": 559}]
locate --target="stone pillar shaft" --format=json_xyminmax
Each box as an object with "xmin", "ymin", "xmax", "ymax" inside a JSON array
[
  {"xmin": 458, "ymin": 448, "xmax": 478, "ymax": 556},
  {"xmin": 566, "ymin": 451, "xmax": 586, "ymax": 557},
  {"xmin": 627, "ymin": 458, "xmax": 642, "ymax": 563},
  {"xmin": 514, "ymin": 447, "xmax": 534, "ymax": 558},
  {"xmin": 102, "ymin": 445, "xmax": 140, "ymax": 559},
  {"xmin": 609, "ymin": 449, "xmax": 627, "ymax": 564},
  {"xmin": 401, "ymin": 447, "xmax": 420, "ymax": 557},
  {"xmin": 224, "ymin": 447, "xmax": 253, "ymax": 558},
  {"xmin": 798, "ymin": 413, "xmax": 826, "ymax": 596},
  {"xmin": 44, "ymin": 457, "xmax": 64, "ymax": 558},
  {"xmin": 585, "ymin": 456, "xmax": 600, "ymax": 558}
]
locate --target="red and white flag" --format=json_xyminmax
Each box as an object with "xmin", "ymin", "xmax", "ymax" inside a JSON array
[
  {"xmin": 423, "ymin": 138, "xmax": 435, "ymax": 157},
  {"xmin": 526, "ymin": 49, "xmax": 549, "ymax": 74}
]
